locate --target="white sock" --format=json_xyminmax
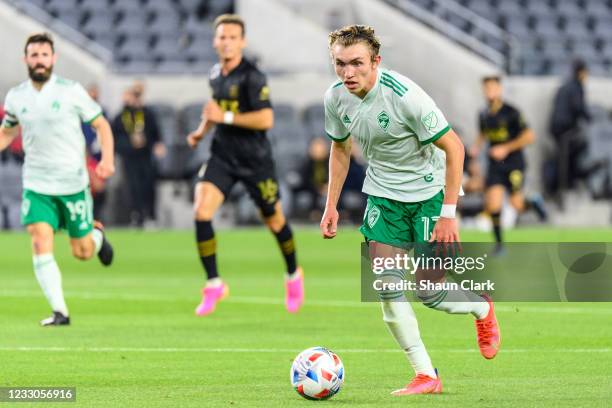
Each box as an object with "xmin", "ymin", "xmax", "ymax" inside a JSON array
[
  {"xmin": 206, "ymin": 277, "xmax": 222, "ymax": 288},
  {"xmin": 33, "ymin": 254, "xmax": 68, "ymax": 316},
  {"xmin": 91, "ymin": 228, "xmax": 103, "ymax": 254},
  {"xmin": 379, "ymin": 269, "xmax": 436, "ymax": 378},
  {"xmin": 418, "ymin": 285, "xmax": 490, "ymax": 319},
  {"xmin": 286, "ymin": 268, "xmax": 300, "ymax": 280},
  {"xmin": 381, "ymin": 300, "xmax": 437, "ymax": 378}
]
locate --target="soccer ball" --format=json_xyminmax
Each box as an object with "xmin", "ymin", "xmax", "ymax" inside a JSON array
[{"xmin": 290, "ymin": 346, "xmax": 344, "ymax": 400}]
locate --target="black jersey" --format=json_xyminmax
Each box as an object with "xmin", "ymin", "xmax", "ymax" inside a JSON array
[
  {"xmin": 209, "ymin": 58, "xmax": 273, "ymax": 168},
  {"xmin": 479, "ymin": 103, "xmax": 528, "ymax": 168}
]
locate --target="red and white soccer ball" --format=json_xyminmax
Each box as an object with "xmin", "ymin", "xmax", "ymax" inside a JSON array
[{"xmin": 290, "ymin": 346, "xmax": 344, "ymax": 400}]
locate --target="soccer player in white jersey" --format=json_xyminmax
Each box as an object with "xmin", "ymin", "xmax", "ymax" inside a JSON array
[
  {"xmin": 320, "ymin": 25, "xmax": 501, "ymax": 395},
  {"xmin": 0, "ymin": 33, "xmax": 115, "ymax": 326}
]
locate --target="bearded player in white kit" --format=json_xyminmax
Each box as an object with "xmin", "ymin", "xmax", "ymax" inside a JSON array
[{"xmin": 0, "ymin": 33, "xmax": 115, "ymax": 326}]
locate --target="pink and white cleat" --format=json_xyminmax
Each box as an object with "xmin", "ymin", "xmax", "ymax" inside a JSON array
[
  {"xmin": 391, "ymin": 371, "xmax": 442, "ymax": 396},
  {"xmin": 285, "ymin": 267, "xmax": 304, "ymax": 313},
  {"xmin": 195, "ymin": 282, "xmax": 229, "ymax": 316},
  {"xmin": 475, "ymin": 294, "xmax": 501, "ymax": 359}
]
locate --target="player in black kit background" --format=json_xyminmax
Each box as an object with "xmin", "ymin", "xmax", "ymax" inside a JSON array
[
  {"xmin": 470, "ymin": 76, "xmax": 547, "ymax": 254},
  {"xmin": 187, "ymin": 14, "xmax": 304, "ymax": 316}
]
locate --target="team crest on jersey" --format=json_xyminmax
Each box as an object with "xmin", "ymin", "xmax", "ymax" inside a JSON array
[
  {"xmin": 21, "ymin": 198, "xmax": 31, "ymax": 216},
  {"xmin": 367, "ymin": 205, "xmax": 381, "ymax": 228},
  {"xmin": 259, "ymin": 86, "xmax": 270, "ymax": 101},
  {"xmin": 229, "ymin": 84, "xmax": 239, "ymax": 98},
  {"xmin": 424, "ymin": 173, "xmax": 434, "ymax": 182},
  {"xmin": 377, "ymin": 111, "xmax": 390, "ymax": 131},
  {"xmin": 51, "ymin": 100, "xmax": 60, "ymax": 112},
  {"xmin": 422, "ymin": 111, "xmax": 438, "ymax": 131}
]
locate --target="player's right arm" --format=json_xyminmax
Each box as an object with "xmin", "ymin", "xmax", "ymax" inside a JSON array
[
  {"xmin": 321, "ymin": 138, "xmax": 351, "ymax": 239},
  {"xmin": 187, "ymin": 117, "xmax": 215, "ymax": 148},
  {"xmin": 320, "ymin": 88, "xmax": 351, "ymax": 239},
  {"xmin": 1, "ymin": 92, "xmax": 20, "ymax": 151},
  {"xmin": 0, "ymin": 125, "xmax": 19, "ymax": 152}
]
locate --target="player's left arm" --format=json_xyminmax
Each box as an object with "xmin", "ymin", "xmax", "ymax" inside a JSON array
[
  {"xmin": 90, "ymin": 115, "xmax": 115, "ymax": 179},
  {"xmin": 430, "ymin": 129, "xmax": 464, "ymax": 243}
]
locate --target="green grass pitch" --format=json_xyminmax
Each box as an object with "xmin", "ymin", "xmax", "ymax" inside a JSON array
[{"xmin": 1, "ymin": 227, "xmax": 611, "ymax": 407}]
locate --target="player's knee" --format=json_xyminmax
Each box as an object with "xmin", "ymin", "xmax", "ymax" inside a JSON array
[
  {"xmin": 28, "ymin": 227, "xmax": 52, "ymax": 254},
  {"xmin": 264, "ymin": 212, "xmax": 285, "ymax": 232},
  {"xmin": 195, "ymin": 204, "xmax": 214, "ymax": 221},
  {"xmin": 71, "ymin": 243, "xmax": 93, "ymax": 260}
]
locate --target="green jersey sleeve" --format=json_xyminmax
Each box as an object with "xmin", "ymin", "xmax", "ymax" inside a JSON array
[
  {"xmin": 1, "ymin": 91, "xmax": 19, "ymax": 128},
  {"xmin": 401, "ymin": 86, "xmax": 451, "ymax": 145},
  {"xmin": 324, "ymin": 88, "xmax": 350, "ymax": 142},
  {"xmin": 72, "ymin": 83, "xmax": 102, "ymax": 124}
]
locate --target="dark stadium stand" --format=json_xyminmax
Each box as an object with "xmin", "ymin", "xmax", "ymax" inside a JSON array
[
  {"xmin": 384, "ymin": 0, "xmax": 612, "ymax": 76},
  {"xmin": 7, "ymin": 0, "xmax": 234, "ymax": 73}
]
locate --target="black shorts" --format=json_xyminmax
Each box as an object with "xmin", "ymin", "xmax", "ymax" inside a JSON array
[
  {"xmin": 485, "ymin": 163, "xmax": 525, "ymax": 193},
  {"xmin": 198, "ymin": 155, "xmax": 280, "ymax": 217}
]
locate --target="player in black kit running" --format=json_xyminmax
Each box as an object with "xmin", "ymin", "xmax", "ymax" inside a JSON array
[
  {"xmin": 187, "ymin": 14, "xmax": 303, "ymax": 316},
  {"xmin": 470, "ymin": 76, "xmax": 547, "ymax": 254}
]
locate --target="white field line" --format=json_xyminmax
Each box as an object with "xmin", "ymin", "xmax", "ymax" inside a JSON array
[
  {"xmin": 1, "ymin": 290, "xmax": 611, "ymax": 314},
  {"xmin": 0, "ymin": 346, "xmax": 609, "ymax": 354}
]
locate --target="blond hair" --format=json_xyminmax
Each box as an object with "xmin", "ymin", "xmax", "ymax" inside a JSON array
[
  {"xmin": 213, "ymin": 14, "xmax": 245, "ymax": 36},
  {"xmin": 328, "ymin": 25, "xmax": 381, "ymax": 60}
]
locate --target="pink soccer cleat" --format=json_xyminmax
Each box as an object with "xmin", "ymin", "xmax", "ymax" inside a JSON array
[
  {"xmin": 475, "ymin": 294, "xmax": 501, "ymax": 359},
  {"xmin": 391, "ymin": 371, "xmax": 443, "ymax": 396},
  {"xmin": 195, "ymin": 282, "xmax": 229, "ymax": 316},
  {"xmin": 285, "ymin": 267, "xmax": 304, "ymax": 313}
]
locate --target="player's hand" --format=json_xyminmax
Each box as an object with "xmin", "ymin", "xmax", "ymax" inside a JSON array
[
  {"xmin": 489, "ymin": 145, "xmax": 509, "ymax": 161},
  {"xmin": 468, "ymin": 144, "xmax": 480, "ymax": 158},
  {"xmin": 95, "ymin": 160, "xmax": 115, "ymax": 179},
  {"xmin": 429, "ymin": 217, "xmax": 460, "ymax": 242},
  {"xmin": 153, "ymin": 142, "xmax": 167, "ymax": 158},
  {"xmin": 187, "ymin": 131, "xmax": 203, "ymax": 148},
  {"xmin": 320, "ymin": 206, "xmax": 339, "ymax": 239},
  {"xmin": 203, "ymin": 100, "xmax": 224, "ymax": 124}
]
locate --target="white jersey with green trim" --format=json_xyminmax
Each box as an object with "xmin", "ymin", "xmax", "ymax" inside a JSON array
[
  {"xmin": 324, "ymin": 68, "xmax": 451, "ymax": 203},
  {"xmin": 1, "ymin": 75, "xmax": 102, "ymax": 195}
]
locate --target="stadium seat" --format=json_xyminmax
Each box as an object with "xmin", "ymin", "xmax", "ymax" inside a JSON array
[
  {"xmin": 525, "ymin": 0, "xmax": 553, "ymax": 15},
  {"xmin": 584, "ymin": 0, "xmax": 612, "ymax": 17},
  {"xmin": 89, "ymin": 32, "xmax": 119, "ymax": 50},
  {"xmin": 112, "ymin": 0, "xmax": 143, "ymax": 15},
  {"xmin": 144, "ymin": 0, "xmax": 177, "ymax": 15},
  {"xmin": 205, "ymin": 0, "xmax": 235, "ymax": 19},
  {"xmin": 80, "ymin": 0, "xmax": 111, "ymax": 13},
  {"xmin": 149, "ymin": 104, "xmax": 180, "ymax": 147},
  {"xmin": 564, "ymin": 19, "xmax": 594, "ymax": 41},
  {"xmin": 52, "ymin": 9, "xmax": 84, "ymax": 29},
  {"xmin": 592, "ymin": 16, "xmax": 612, "ymax": 37},
  {"xmin": 148, "ymin": 14, "xmax": 182, "ymax": 35},
  {"xmin": 118, "ymin": 36, "xmax": 152, "ymax": 55},
  {"xmin": 82, "ymin": 13, "xmax": 117, "ymax": 34},
  {"xmin": 466, "ymin": 0, "xmax": 497, "ymax": 22},
  {"xmin": 46, "ymin": 0, "xmax": 78, "ymax": 13},
  {"xmin": 115, "ymin": 14, "xmax": 149, "ymax": 33},
  {"xmin": 177, "ymin": 0, "xmax": 204, "ymax": 14},
  {"xmin": 302, "ymin": 104, "xmax": 325, "ymax": 140},
  {"xmin": 557, "ymin": 1, "xmax": 584, "ymax": 15}
]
